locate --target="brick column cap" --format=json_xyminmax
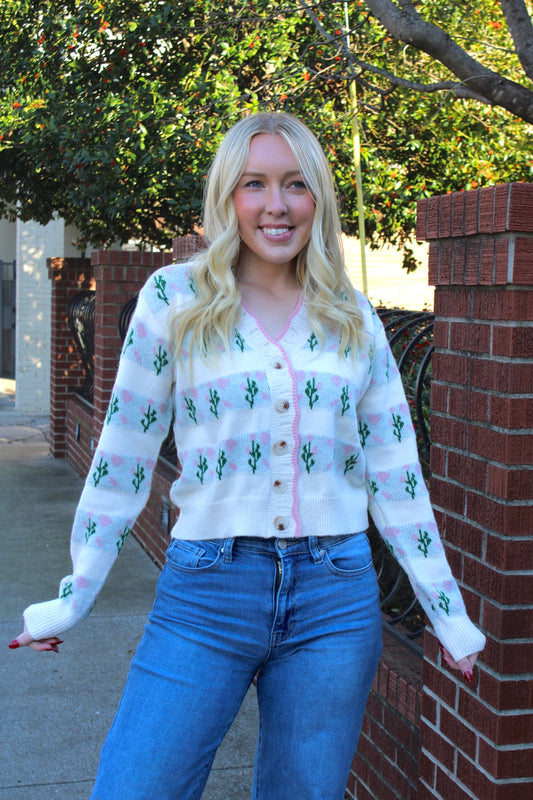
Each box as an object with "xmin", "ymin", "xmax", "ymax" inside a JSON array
[{"xmin": 417, "ymin": 183, "xmax": 533, "ymax": 242}]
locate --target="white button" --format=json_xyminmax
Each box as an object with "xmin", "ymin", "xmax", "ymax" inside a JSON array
[
  {"xmin": 275, "ymin": 399, "xmax": 290, "ymax": 413},
  {"xmin": 274, "ymin": 516, "xmax": 289, "ymax": 531},
  {"xmin": 273, "ymin": 479, "xmax": 287, "ymax": 494},
  {"xmin": 273, "ymin": 440, "xmax": 288, "ymax": 455}
]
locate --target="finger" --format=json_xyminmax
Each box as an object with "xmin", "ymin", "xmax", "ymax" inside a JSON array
[
  {"xmin": 30, "ymin": 637, "xmax": 64, "ymax": 653},
  {"xmin": 9, "ymin": 634, "xmax": 64, "ymax": 653},
  {"xmin": 8, "ymin": 631, "xmax": 33, "ymax": 649}
]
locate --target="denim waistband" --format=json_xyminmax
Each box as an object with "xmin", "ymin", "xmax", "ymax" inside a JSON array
[{"xmin": 220, "ymin": 532, "xmax": 365, "ymax": 563}]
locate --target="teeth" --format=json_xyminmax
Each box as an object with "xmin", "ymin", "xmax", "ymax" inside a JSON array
[{"xmin": 263, "ymin": 228, "xmax": 289, "ymax": 236}]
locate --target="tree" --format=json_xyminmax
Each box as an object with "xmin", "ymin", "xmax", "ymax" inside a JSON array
[
  {"xmin": 360, "ymin": 0, "xmax": 533, "ymax": 124},
  {"xmin": 0, "ymin": 1, "xmax": 531, "ymax": 269}
]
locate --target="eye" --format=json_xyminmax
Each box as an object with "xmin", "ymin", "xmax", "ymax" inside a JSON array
[
  {"xmin": 244, "ymin": 179, "xmax": 263, "ymax": 188},
  {"xmin": 288, "ymin": 180, "xmax": 308, "ymax": 191}
]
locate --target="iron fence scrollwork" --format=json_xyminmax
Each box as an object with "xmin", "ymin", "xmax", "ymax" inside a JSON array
[
  {"xmin": 67, "ymin": 290, "xmax": 96, "ymax": 402},
  {"xmin": 370, "ymin": 308, "xmax": 435, "ymax": 643}
]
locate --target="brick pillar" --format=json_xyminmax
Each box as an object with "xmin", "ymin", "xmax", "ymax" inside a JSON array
[
  {"xmin": 416, "ymin": 184, "xmax": 533, "ymax": 800},
  {"xmin": 91, "ymin": 250, "xmax": 173, "ymax": 434},
  {"xmin": 47, "ymin": 257, "xmax": 93, "ymax": 457}
]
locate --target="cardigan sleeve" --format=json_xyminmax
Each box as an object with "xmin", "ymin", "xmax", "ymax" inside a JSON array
[
  {"xmin": 23, "ymin": 272, "xmax": 175, "ymax": 641},
  {"xmin": 357, "ymin": 304, "xmax": 486, "ymax": 663}
]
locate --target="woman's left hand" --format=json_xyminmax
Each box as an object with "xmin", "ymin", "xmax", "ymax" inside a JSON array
[
  {"xmin": 9, "ymin": 623, "xmax": 63, "ymax": 653},
  {"xmin": 440, "ymin": 644, "xmax": 479, "ymax": 683}
]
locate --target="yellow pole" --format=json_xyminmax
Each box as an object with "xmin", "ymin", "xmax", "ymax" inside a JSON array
[{"xmin": 344, "ymin": 3, "xmax": 368, "ymax": 296}]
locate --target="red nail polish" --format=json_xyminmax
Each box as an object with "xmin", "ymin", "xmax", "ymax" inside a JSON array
[
  {"xmin": 463, "ymin": 670, "xmax": 473, "ymax": 684},
  {"xmin": 8, "ymin": 640, "xmax": 20, "ymax": 649}
]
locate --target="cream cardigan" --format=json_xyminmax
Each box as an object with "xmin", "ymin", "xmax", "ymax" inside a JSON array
[{"xmin": 24, "ymin": 264, "xmax": 486, "ymax": 662}]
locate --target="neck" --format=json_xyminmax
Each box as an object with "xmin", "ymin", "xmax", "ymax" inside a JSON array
[{"xmin": 236, "ymin": 261, "xmax": 300, "ymax": 296}]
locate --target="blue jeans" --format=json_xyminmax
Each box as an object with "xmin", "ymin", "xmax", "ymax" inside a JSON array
[{"xmin": 90, "ymin": 533, "xmax": 382, "ymax": 800}]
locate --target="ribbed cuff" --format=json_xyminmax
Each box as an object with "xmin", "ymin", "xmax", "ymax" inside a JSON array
[
  {"xmin": 23, "ymin": 598, "xmax": 91, "ymax": 641},
  {"xmin": 432, "ymin": 615, "xmax": 486, "ymax": 663}
]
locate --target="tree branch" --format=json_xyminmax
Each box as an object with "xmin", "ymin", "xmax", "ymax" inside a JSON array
[
  {"xmin": 500, "ymin": 0, "xmax": 533, "ymax": 81},
  {"xmin": 362, "ymin": 0, "xmax": 533, "ymax": 124}
]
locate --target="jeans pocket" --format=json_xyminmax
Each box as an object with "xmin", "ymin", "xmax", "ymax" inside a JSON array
[
  {"xmin": 165, "ymin": 538, "xmax": 224, "ymax": 572},
  {"xmin": 321, "ymin": 532, "xmax": 374, "ymax": 576}
]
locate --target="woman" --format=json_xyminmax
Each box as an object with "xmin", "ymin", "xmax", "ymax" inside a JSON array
[{"xmin": 10, "ymin": 112, "xmax": 485, "ymax": 800}]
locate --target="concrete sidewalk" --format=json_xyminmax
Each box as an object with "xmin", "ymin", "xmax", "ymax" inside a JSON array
[{"xmin": 0, "ymin": 380, "xmax": 257, "ymax": 800}]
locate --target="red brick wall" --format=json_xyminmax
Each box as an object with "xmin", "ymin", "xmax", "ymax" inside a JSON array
[
  {"xmin": 347, "ymin": 632, "xmax": 422, "ymax": 800},
  {"xmin": 417, "ymin": 183, "xmax": 533, "ymax": 799},
  {"xmin": 66, "ymin": 393, "xmax": 94, "ymax": 479},
  {"xmin": 47, "ymin": 257, "xmax": 93, "ymax": 457}
]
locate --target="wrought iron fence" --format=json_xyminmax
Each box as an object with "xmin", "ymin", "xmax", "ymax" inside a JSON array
[
  {"xmin": 371, "ymin": 308, "xmax": 434, "ymax": 644},
  {"xmin": 67, "ymin": 290, "xmax": 96, "ymax": 401},
  {"xmin": 71, "ymin": 290, "xmax": 435, "ymax": 644}
]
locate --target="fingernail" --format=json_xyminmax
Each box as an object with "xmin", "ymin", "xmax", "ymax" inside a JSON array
[
  {"xmin": 463, "ymin": 670, "xmax": 473, "ymax": 684},
  {"xmin": 8, "ymin": 640, "xmax": 20, "ymax": 649}
]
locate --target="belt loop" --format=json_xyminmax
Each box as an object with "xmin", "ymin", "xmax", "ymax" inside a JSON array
[
  {"xmin": 222, "ymin": 538, "xmax": 235, "ymax": 563},
  {"xmin": 308, "ymin": 536, "xmax": 323, "ymax": 564}
]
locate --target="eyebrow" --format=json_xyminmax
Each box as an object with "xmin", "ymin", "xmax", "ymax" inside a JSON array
[{"xmin": 240, "ymin": 169, "xmax": 304, "ymax": 179}]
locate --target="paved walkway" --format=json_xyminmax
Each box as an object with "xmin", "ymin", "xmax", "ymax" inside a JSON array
[{"xmin": 0, "ymin": 380, "xmax": 256, "ymax": 800}]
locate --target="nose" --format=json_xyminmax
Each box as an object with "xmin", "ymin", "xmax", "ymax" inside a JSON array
[{"xmin": 265, "ymin": 185, "xmax": 288, "ymax": 215}]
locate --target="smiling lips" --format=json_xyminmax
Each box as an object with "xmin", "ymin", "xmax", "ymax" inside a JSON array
[{"xmin": 261, "ymin": 226, "xmax": 293, "ymax": 239}]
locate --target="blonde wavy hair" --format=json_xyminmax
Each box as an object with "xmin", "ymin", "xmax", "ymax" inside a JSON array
[{"xmin": 172, "ymin": 112, "xmax": 365, "ymax": 360}]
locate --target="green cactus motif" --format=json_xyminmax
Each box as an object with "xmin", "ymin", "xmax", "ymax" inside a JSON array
[
  {"xmin": 301, "ymin": 442, "xmax": 315, "ymax": 474},
  {"xmin": 405, "ymin": 470, "xmax": 417, "ymax": 499},
  {"xmin": 196, "ymin": 455, "xmax": 208, "ymax": 484},
  {"xmin": 154, "ymin": 275, "xmax": 169, "ymax": 305},
  {"xmin": 92, "ymin": 457, "xmax": 109, "ymax": 487},
  {"xmin": 417, "ymin": 529, "xmax": 432, "ymax": 557},
  {"xmin": 305, "ymin": 378, "xmax": 319, "ymax": 409},
  {"xmin": 386, "ymin": 352, "xmax": 391, "ymax": 382},
  {"xmin": 153, "ymin": 345, "xmax": 169, "ymax": 375},
  {"xmin": 188, "ymin": 275, "xmax": 197, "ymax": 295},
  {"xmin": 209, "ymin": 388, "xmax": 221, "ymax": 419},
  {"xmin": 340, "ymin": 385, "xmax": 350, "ymax": 416},
  {"xmin": 245, "ymin": 377, "xmax": 258, "ymax": 409},
  {"xmin": 307, "ymin": 332, "xmax": 318, "ymax": 351},
  {"xmin": 392, "ymin": 412, "xmax": 404, "ymax": 442},
  {"xmin": 248, "ymin": 440, "xmax": 261, "ymax": 473},
  {"xmin": 132, "ymin": 464, "xmax": 145, "ymax": 493},
  {"xmin": 368, "ymin": 342, "xmax": 375, "ymax": 374},
  {"xmin": 123, "ymin": 328, "xmax": 134, "ymax": 352},
  {"xmin": 184, "ymin": 397, "xmax": 197, "ymax": 424},
  {"xmin": 106, "ymin": 394, "xmax": 119, "ymax": 425},
  {"xmin": 85, "ymin": 519, "xmax": 97, "ymax": 544},
  {"xmin": 60, "ymin": 581, "xmax": 73, "ymax": 599},
  {"xmin": 117, "ymin": 525, "xmax": 131, "ymax": 555},
  {"xmin": 234, "ymin": 329, "xmax": 245, "ymax": 352},
  {"xmin": 141, "ymin": 405, "xmax": 157, "ymax": 432},
  {"xmin": 438, "ymin": 591, "xmax": 451, "ymax": 616},
  {"xmin": 343, "ymin": 453, "xmax": 359, "ymax": 476},
  {"xmin": 216, "ymin": 449, "xmax": 227, "ymax": 480},
  {"xmin": 358, "ymin": 420, "xmax": 370, "ymax": 448},
  {"xmin": 368, "ymin": 478, "xmax": 379, "ymax": 496}
]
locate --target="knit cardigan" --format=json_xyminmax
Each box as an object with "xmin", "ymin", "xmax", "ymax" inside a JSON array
[{"xmin": 24, "ymin": 263, "xmax": 486, "ymax": 662}]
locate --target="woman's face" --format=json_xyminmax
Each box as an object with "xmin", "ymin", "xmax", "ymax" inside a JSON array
[{"xmin": 233, "ymin": 133, "xmax": 315, "ymax": 276}]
